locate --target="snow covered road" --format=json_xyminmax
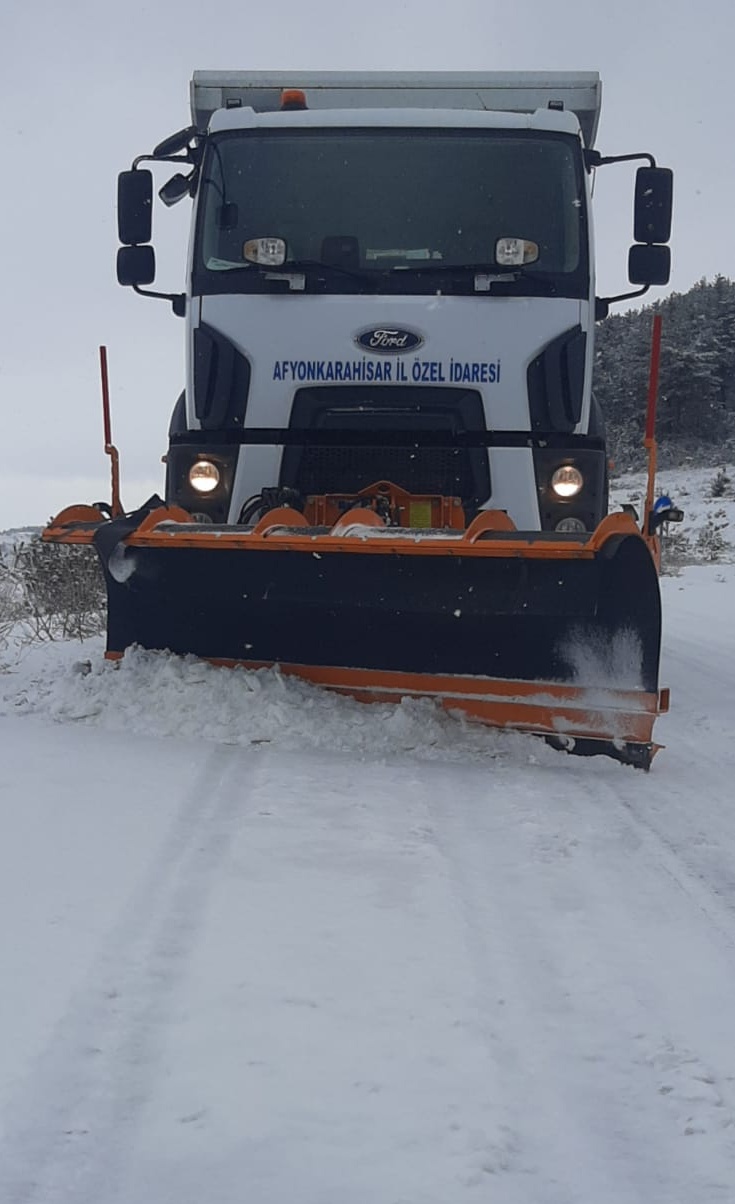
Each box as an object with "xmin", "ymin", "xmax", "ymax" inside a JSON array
[{"xmin": 1, "ymin": 565, "xmax": 735, "ymax": 1202}]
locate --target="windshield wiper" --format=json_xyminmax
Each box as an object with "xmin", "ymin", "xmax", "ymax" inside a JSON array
[
  {"xmin": 206, "ymin": 258, "xmax": 556, "ymax": 290},
  {"xmin": 204, "ymin": 259, "xmax": 376, "ymax": 291},
  {"xmin": 388, "ymin": 262, "xmax": 552, "ymax": 282},
  {"xmin": 274, "ymin": 259, "xmax": 376, "ymax": 285}
]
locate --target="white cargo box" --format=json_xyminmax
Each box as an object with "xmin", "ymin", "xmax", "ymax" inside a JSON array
[{"xmin": 191, "ymin": 70, "xmax": 601, "ymax": 147}]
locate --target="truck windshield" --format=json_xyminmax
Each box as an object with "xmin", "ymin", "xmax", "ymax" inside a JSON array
[{"xmin": 196, "ymin": 129, "xmax": 586, "ymax": 292}]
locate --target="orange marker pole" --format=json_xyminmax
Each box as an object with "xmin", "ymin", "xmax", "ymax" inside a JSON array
[{"xmin": 99, "ymin": 345, "xmax": 123, "ymax": 517}]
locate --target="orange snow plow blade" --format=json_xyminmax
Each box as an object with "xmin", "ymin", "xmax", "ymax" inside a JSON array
[{"xmin": 44, "ymin": 494, "xmax": 667, "ymax": 768}]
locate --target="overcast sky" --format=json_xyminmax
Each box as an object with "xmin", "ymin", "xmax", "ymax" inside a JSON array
[{"xmin": 1, "ymin": 0, "xmax": 732, "ymax": 528}]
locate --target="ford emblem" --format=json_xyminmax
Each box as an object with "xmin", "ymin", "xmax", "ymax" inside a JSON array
[{"xmin": 355, "ymin": 326, "xmax": 424, "ymax": 354}]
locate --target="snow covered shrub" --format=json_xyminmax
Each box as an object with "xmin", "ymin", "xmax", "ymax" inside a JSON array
[
  {"xmin": 708, "ymin": 467, "xmax": 732, "ymax": 498},
  {"xmin": 14, "ymin": 536, "xmax": 106, "ymax": 641},
  {"xmin": 660, "ymin": 530, "xmax": 693, "ymax": 575},
  {"xmin": 0, "ymin": 556, "xmax": 24, "ymax": 646},
  {"xmin": 694, "ymin": 517, "xmax": 729, "ymax": 563}
]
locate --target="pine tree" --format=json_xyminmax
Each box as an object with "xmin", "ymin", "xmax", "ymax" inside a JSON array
[{"xmin": 594, "ymin": 278, "xmax": 735, "ymax": 469}]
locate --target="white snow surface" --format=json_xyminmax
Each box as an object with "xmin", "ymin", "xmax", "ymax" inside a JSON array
[
  {"xmin": 611, "ymin": 463, "xmax": 735, "ymax": 563},
  {"xmin": 2, "ymin": 561, "xmax": 735, "ymax": 1197}
]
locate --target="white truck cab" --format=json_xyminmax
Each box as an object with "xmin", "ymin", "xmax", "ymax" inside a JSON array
[{"xmin": 116, "ymin": 71, "xmax": 672, "ymax": 533}]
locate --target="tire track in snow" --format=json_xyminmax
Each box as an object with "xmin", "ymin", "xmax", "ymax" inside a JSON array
[
  {"xmin": 586, "ymin": 773, "xmax": 735, "ymax": 1191},
  {"xmin": 614, "ymin": 785, "xmax": 735, "ymax": 953},
  {"xmin": 421, "ymin": 767, "xmax": 672, "ymax": 1201},
  {"xmin": 418, "ymin": 761, "xmax": 735, "ymax": 1201},
  {"xmin": 633, "ymin": 618, "xmax": 735, "ymax": 923},
  {"xmin": 0, "ymin": 742, "xmax": 256, "ymax": 1204},
  {"xmin": 115, "ymin": 750, "xmax": 549, "ymax": 1201}
]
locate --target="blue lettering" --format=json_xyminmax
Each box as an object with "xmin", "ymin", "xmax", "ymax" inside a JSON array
[{"xmin": 274, "ymin": 357, "xmax": 472, "ymax": 385}]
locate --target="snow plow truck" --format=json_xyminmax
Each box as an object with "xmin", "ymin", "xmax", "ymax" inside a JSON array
[{"xmin": 44, "ymin": 71, "xmax": 678, "ymax": 767}]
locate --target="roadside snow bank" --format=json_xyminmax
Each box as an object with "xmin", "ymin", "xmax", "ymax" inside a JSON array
[{"xmin": 0, "ymin": 638, "xmax": 551, "ymax": 766}]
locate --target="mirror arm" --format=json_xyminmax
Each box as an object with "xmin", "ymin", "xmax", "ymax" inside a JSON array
[
  {"xmin": 595, "ymin": 285, "xmax": 650, "ymax": 320},
  {"xmin": 584, "ymin": 150, "xmax": 656, "ymax": 171},
  {"xmin": 132, "ymin": 151, "xmax": 198, "ymax": 170},
  {"xmin": 133, "ymin": 286, "xmax": 186, "ymax": 317}
]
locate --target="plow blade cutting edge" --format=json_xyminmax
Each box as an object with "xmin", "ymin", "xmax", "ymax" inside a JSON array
[{"xmin": 44, "ymin": 501, "xmax": 667, "ymax": 768}]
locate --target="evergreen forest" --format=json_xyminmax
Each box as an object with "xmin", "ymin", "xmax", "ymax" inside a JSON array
[{"xmin": 594, "ymin": 276, "xmax": 735, "ymax": 470}]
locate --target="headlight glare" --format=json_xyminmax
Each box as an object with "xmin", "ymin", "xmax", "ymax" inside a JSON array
[
  {"xmin": 551, "ymin": 465, "xmax": 584, "ymax": 499},
  {"xmin": 189, "ymin": 459, "xmax": 220, "ymax": 494}
]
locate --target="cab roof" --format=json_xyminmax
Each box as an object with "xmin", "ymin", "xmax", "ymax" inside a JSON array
[{"xmin": 191, "ymin": 70, "xmax": 601, "ymax": 147}]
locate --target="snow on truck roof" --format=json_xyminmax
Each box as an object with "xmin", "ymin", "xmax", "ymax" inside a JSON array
[{"xmin": 191, "ymin": 70, "xmax": 601, "ymax": 148}]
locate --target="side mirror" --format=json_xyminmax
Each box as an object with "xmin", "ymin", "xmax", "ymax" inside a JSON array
[
  {"xmin": 158, "ymin": 173, "xmax": 193, "ymax": 208},
  {"xmin": 118, "ymin": 170, "xmax": 153, "ymax": 245},
  {"xmin": 634, "ymin": 167, "xmax": 673, "ymax": 245},
  {"xmin": 628, "ymin": 243, "xmax": 670, "ymax": 286},
  {"xmin": 153, "ymin": 125, "xmax": 196, "ymax": 158},
  {"xmin": 117, "ymin": 245, "xmax": 156, "ymax": 287}
]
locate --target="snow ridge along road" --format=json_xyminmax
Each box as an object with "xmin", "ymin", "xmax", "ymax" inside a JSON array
[{"xmin": 1, "ymin": 563, "xmax": 734, "ymax": 1201}]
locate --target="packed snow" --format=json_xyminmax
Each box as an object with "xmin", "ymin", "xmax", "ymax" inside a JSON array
[{"xmin": 1, "ymin": 470, "xmax": 734, "ymax": 1202}]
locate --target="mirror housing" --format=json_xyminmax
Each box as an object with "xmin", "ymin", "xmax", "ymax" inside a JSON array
[
  {"xmin": 118, "ymin": 170, "xmax": 153, "ymax": 245},
  {"xmin": 634, "ymin": 167, "xmax": 673, "ymax": 244},
  {"xmin": 159, "ymin": 172, "xmax": 193, "ymax": 208},
  {"xmin": 117, "ymin": 245, "xmax": 156, "ymax": 287},
  {"xmin": 217, "ymin": 202, "xmax": 239, "ymax": 230},
  {"xmin": 628, "ymin": 243, "xmax": 671, "ymax": 286},
  {"xmin": 153, "ymin": 125, "xmax": 196, "ymax": 158}
]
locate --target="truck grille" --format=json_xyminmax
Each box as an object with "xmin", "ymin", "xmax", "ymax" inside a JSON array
[
  {"xmin": 293, "ymin": 444, "xmax": 470, "ymax": 497},
  {"xmin": 279, "ymin": 385, "xmax": 491, "ymax": 510}
]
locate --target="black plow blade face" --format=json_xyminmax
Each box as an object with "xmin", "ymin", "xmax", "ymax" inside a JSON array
[{"xmin": 99, "ymin": 529, "xmax": 663, "ymax": 765}]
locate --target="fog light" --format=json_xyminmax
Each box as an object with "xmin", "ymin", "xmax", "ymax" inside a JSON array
[
  {"xmin": 189, "ymin": 460, "xmax": 220, "ymax": 493},
  {"xmin": 551, "ymin": 465, "xmax": 584, "ymax": 498},
  {"xmin": 555, "ymin": 516, "xmax": 587, "ymax": 533}
]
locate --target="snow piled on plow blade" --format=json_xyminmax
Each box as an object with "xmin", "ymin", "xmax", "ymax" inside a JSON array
[{"xmin": 1, "ymin": 640, "xmax": 560, "ymax": 767}]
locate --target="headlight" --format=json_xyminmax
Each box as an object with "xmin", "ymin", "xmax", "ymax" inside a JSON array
[
  {"xmin": 551, "ymin": 465, "xmax": 584, "ymax": 499},
  {"xmin": 189, "ymin": 459, "xmax": 220, "ymax": 493},
  {"xmin": 555, "ymin": 516, "xmax": 587, "ymax": 533}
]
